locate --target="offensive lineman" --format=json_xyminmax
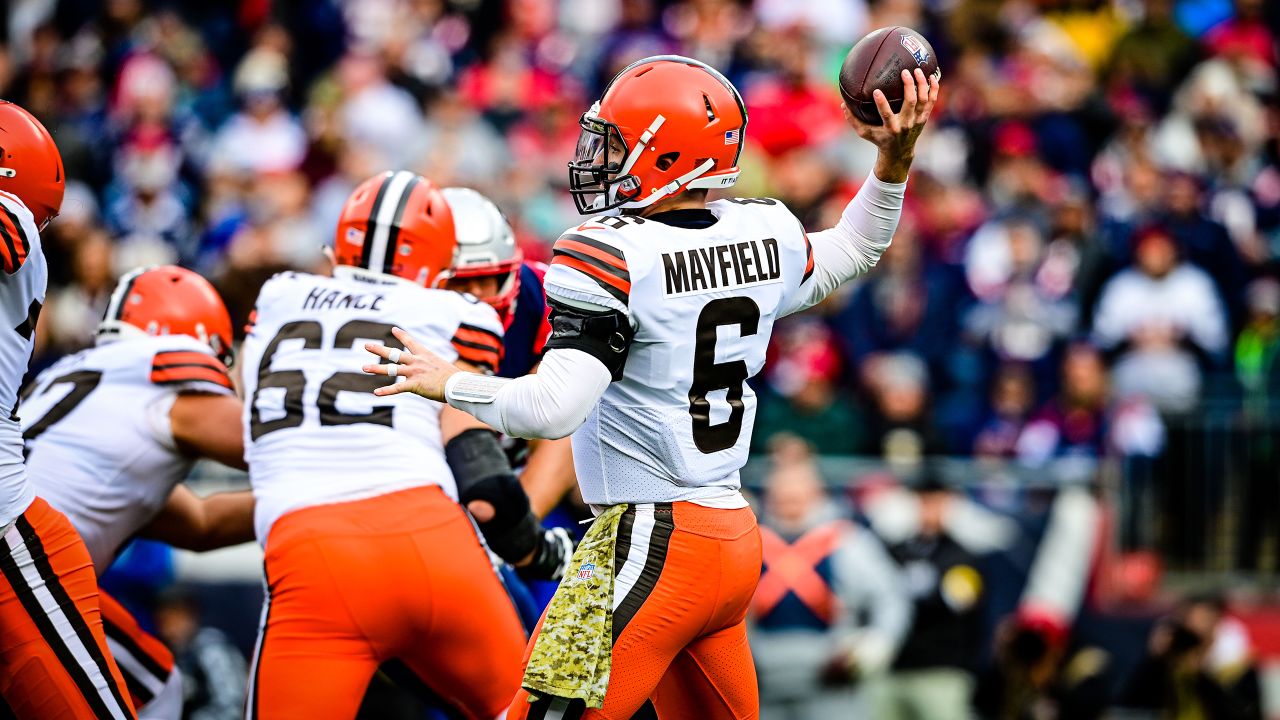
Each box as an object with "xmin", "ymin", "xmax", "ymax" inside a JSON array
[
  {"xmin": 241, "ymin": 171, "xmax": 567, "ymax": 719},
  {"xmin": 366, "ymin": 56, "xmax": 938, "ymax": 718},
  {"xmin": 440, "ymin": 187, "xmax": 575, "ymax": 521},
  {"xmin": 20, "ymin": 265, "xmax": 251, "ymax": 719},
  {"xmin": 0, "ymin": 101, "xmax": 137, "ymax": 719}
]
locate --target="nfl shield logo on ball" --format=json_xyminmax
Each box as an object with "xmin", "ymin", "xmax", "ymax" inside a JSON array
[
  {"xmin": 577, "ymin": 563, "xmax": 596, "ymax": 580},
  {"xmin": 900, "ymin": 34, "xmax": 929, "ymax": 66}
]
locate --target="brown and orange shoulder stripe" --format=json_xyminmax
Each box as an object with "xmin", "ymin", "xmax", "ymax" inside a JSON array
[
  {"xmin": 150, "ymin": 350, "xmax": 233, "ymax": 391},
  {"xmin": 451, "ymin": 323, "xmax": 502, "ymax": 374},
  {"xmin": 802, "ymin": 234, "xmax": 815, "ymax": 284},
  {"xmin": 0, "ymin": 201, "xmax": 32, "ymax": 275},
  {"xmin": 551, "ymin": 234, "xmax": 630, "ymax": 305}
]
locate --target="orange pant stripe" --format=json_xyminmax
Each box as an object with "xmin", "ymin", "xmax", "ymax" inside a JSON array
[{"xmin": 0, "ymin": 497, "xmax": 135, "ymax": 719}]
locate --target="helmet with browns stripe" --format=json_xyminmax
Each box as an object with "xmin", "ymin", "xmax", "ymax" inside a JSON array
[
  {"xmin": 0, "ymin": 101, "xmax": 66, "ymax": 230},
  {"xmin": 568, "ymin": 55, "xmax": 747, "ymax": 214},
  {"xmin": 98, "ymin": 265, "xmax": 235, "ymax": 366},
  {"xmin": 334, "ymin": 171, "xmax": 457, "ymax": 288}
]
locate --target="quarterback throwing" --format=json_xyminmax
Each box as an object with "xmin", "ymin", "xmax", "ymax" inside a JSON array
[{"xmin": 366, "ymin": 55, "xmax": 937, "ymax": 719}]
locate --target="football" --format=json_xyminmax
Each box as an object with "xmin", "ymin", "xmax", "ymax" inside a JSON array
[{"xmin": 839, "ymin": 26, "xmax": 941, "ymax": 126}]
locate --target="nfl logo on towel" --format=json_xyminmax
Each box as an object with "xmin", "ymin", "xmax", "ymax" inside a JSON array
[
  {"xmin": 577, "ymin": 563, "xmax": 596, "ymax": 580},
  {"xmin": 724, "ymin": 129, "xmax": 739, "ymax": 145}
]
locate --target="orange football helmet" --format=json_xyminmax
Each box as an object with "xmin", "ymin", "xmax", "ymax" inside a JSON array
[
  {"xmin": 568, "ymin": 55, "xmax": 747, "ymax": 214},
  {"xmin": 0, "ymin": 101, "xmax": 66, "ymax": 230},
  {"xmin": 334, "ymin": 171, "xmax": 457, "ymax": 287},
  {"xmin": 99, "ymin": 266, "xmax": 235, "ymax": 366}
]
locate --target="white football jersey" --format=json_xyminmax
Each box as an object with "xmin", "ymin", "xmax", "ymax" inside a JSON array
[
  {"xmin": 0, "ymin": 191, "xmax": 48, "ymax": 526},
  {"xmin": 544, "ymin": 199, "xmax": 815, "ymax": 506},
  {"xmin": 242, "ymin": 270, "xmax": 504, "ymax": 543},
  {"xmin": 20, "ymin": 335, "xmax": 235, "ymax": 570}
]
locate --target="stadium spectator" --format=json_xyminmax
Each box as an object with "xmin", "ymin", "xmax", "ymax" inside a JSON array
[
  {"xmin": 755, "ymin": 320, "xmax": 866, "ymax": 455},
  {"xmin": 1119, "ymin": 594, "xmax": 1264, "ymax": 720},
  {"xmin": 862, "ymin": 352, "xmax": 944, "ymax": 463},
  {"xmin": 751, "ymin": 454, "xmax": 910, "ymax": 719},
  {"xmin": 1234, "ymin": 278, "xmax": 1280, "ymax": 572},
  {"xmin": 963, "ymin": 215, "xmax": 1078, "ymax": 385},
  {"xmin": 211, "ymin": 48, "xmax": 306, "ymax": 175},
  {"xmin": 863, "ymin": 475, "xmax": 1016, "ymax": 720},
  {"xmin": 830, "ymin": 222, "xmax": 967, "ymax": 384},
  {"xmin": 1017, "ymin": 341, "xmax": 1166, "ymax": 464},
  {"xmin": 973, "ymin": 610, "xmax": 1114, "ymax": 720},
  {"xmin": 1092, "ymin": 224, "xmax": 1229, "ymax": 414},
  {"xmin": 972, "ymin": 363, "xmax": 1037, "ymax": 458},
  {"xmin": 154, "ymin": 588, "xmax": 247, "ymax": 720}
]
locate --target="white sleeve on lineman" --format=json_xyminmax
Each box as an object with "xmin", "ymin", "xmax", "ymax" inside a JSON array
[
  {"xmin": 444, "ymin": 348, "xmax": 611, "ymax": 440},
  {"xmin": 782, "ymin": 171, "xmax": 908, "ymax": 316}
]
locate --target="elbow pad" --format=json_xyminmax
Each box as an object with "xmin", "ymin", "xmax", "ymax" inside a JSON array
[
  {"xmin": 543, "ymin": 300, "xmax": 633, "ymax": 381},
  {"xmin": 444, "ymin": 428, "xmax": 540, "ymax": 563}
]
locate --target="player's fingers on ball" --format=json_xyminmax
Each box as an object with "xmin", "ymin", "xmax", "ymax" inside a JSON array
[
  {"xmin": 840, "ymin": 102, "xmax": 857, "ymax": 126},
  {"xmin": 914, "ymin": 69, "xmax": 929, "ymax": 105},
  {"xmin": 899, "ymin": 70, "xmax": 917, "ymax": 116},
  {"xmin": 928, "ymin": 74, "xmax": 941, "ymax": 104},
  {"xmin": 873, "ymin": 89, "xmax": 895, "ymax": 126}
]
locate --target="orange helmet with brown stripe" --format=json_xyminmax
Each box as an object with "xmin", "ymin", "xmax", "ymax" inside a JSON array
[
  {"xmin": 0, "ymin": 101, "xmax": 65, "ymax": 230},
  {"xmin": 568, "ymin": 55, "xmax": 747, "ymax": 214},
  {"xmin": 98, "ymin": 266, "xmax": 235, "ymax": 366},
  {"xmin": 334, "ymin": 171, "xmax": 457, "ymax": 287}
]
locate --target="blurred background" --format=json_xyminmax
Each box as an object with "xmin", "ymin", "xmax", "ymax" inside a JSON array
[{"xmin": 6, "ymin": 0, "xmax": 1280, "ymax": 717}]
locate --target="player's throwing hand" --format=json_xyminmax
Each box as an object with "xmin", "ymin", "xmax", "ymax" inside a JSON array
[
  {"xmin": 364, "ymin": 327, "xmax": 458, "ymax": 401},
  {"xmin": 844, "ymin": 68, "xmax": 939, "ymax": 183}
]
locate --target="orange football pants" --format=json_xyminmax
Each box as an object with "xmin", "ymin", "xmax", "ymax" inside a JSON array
[
  {"xmin": 98, "ymin": 592, "xmax": 177, "ymax": 713},
  {"xmin": 510, "ymin": 502, "xmax": 762, "ymax": 720},
  {"xmin": 0, "ymin": 496, "xmax": 136, "ymax": 719},
  {"xmin": 247, "ymin": 485, "xmax": 526, "ymax": 720}
]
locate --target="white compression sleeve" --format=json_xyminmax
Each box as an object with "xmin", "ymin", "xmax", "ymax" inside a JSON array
[
  {"xmin": 783, "ymin": 171, "xmax": 907, "ymax": 315},
  {"xmin": 444, "ymin": 348, "xmax": 612, "ymax": 440}
]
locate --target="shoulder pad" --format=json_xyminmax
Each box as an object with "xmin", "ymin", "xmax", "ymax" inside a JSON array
[
  {"xmin": 149, "ymin": 338, "xmax": 234, "ymax": 394},
  {"xmin": 548, "ymin": 227, "xmax": 631, "ymax": 309},
  {"xmin": 0, "ymin": 193, "xmax": 38, "ymax": 275},
  {"xmin": 451, "ymin": 298, "xmax": 503, "ymax": 374}
]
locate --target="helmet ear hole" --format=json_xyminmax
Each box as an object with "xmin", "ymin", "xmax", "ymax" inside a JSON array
[{"xmin": 656, "ymin": 152, "xmax": 680, "ymax": 171}]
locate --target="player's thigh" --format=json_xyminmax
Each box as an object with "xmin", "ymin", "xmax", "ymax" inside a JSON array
[
  {"xmin": 245, "ymin": 586, "xmax": 376, "ymax": 720},
  {"xmin": 248, "ymin": 647, "xmax": 375, "ymax": 720},
  {"xmin": 397, "ymin": 517, "xmax": 528, "ymax": 718},
  {"xmin": 651, "ymin": 620, "xmax": 758, "ymax": 720},
  {"xmin": 98, "ymin": 592, "xmax": 176, "ymax": 714},
  {"xmin": 0, "ymin": 499, "xmax": 136, "ymax": 720},
  {"xmin": 248, "ymin": 535, "xmax": 379, "ymax": 720}
]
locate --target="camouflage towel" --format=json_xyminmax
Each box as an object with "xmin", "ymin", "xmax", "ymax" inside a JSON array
[{"xmin": 522, "ymin": 504, "xmax": 627, "ymax": 708}]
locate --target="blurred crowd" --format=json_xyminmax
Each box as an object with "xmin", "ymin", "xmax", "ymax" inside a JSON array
[
  {"xmin": 5, "ymin": 0, "xmax": 1279, "ymax": 469},
  {"xmin": 5, "ymin": 0, "xmax": 1280, "ymax": 717}
]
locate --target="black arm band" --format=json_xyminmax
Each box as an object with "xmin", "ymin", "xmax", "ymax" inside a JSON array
[
  {"xmin": 543, "ymin": 299, "xmax": 634, "ymax": 381},
  {"xmin": 444, "ymin": 428, "xmax": 542, "ymax": 563}
]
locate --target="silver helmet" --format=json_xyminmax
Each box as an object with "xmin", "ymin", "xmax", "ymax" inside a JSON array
[{"xmin": 441, "ymin": 187, "xmax": 522, "ymax": 316}]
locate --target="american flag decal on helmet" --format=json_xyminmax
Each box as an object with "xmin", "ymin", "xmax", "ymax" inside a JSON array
[{"xmin": 724, "ymin": 129, "xmax": 740, "ymax": 145}]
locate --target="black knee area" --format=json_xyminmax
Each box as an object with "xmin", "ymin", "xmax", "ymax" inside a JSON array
[{"xmin": 445, "ymin": 428, "xmax": 540, "ymax": 562}]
